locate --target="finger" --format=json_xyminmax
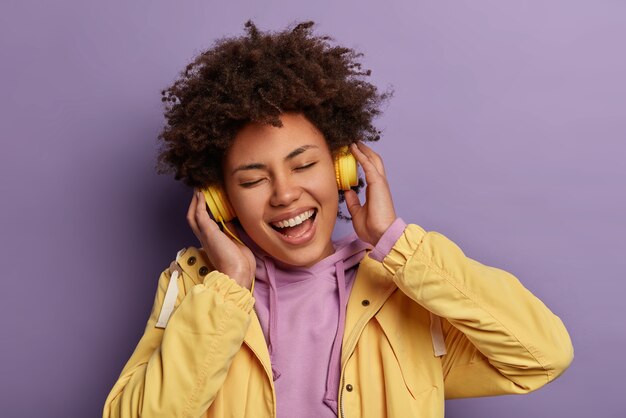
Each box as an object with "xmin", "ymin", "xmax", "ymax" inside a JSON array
[
  {"xmin": 187, "ymin": 190, "xmax": 202, "ymax": 238},
  {"xmin": 354, "ymin": 141, "xmax": 386, "ymax": 176},
  {"xmin": 195, "ymin": 191, "xmax": 220, "ymax": 234},
  {"xmin": 344, "ymin": 189, "xmax": 363, "ymax": 218},
  {"xmin": 194, "ymin": 192, "xmax": 232, "ymax": 259},
  {"xmin": 350, "ymin": 143, "xmax": 384, "ymax": 183},
  {"xmin": 223, "ymin": 220, "xmax": 244, "ymax": 244}
]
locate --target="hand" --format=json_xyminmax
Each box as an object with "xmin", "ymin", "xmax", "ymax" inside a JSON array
[
  {"xmin": 187, "ymin": 190, "xmax": 255, "ymax": 290},
  {"xmin": 344, "ymin": 142, "xmax": 397, "ymax": 246}
]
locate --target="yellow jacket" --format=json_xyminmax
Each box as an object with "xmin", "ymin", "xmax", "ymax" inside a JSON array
[{"xmin": 103, "ymin": 224, "xmax": 573, "ymax": 418}]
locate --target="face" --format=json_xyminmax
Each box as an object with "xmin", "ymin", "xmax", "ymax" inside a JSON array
[{"xmin": 222, "ymin": 113, "xmax": 338, "ymax": 267}]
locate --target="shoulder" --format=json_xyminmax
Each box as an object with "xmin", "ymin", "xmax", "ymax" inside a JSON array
[
  {"xmin": 151, "ymin": 246, "xmax": 218, "ymax": 328},
  {"xmin": 170, "ymin": 246, "xmax": 216, "ymax": 286}
]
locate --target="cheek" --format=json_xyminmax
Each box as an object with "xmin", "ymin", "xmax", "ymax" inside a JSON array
[
  {"xmin": 323, "ymin": 186, "xmax": 339, "ymax": 208},
  {"xmin": 232, "ymin": 197, "xmax": 269, "ymax": 245},
  {"xmin": 320, "ymin": 171, "xmax": 340, "ymax": 205},
  {"xmin": 223, "ymin": 184, "xmax": 264, "ymax": 226},
  {"xmin": 303, "ymin": 170, "xmax": 339, "ymax": 217},
  {"xmin": 231, "ymin": 192, "xmax": 264, "ymax": 224}
]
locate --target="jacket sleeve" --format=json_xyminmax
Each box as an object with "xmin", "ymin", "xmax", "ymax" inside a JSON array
[
  {"xmin": 102, "ymin": 257, "xmax": 255, "ymax": 418},
  {"xmin": 374, "ymin": 220, "xmax": 574, "ymax": 398}
]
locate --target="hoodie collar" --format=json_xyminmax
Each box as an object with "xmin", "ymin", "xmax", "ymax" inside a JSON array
[{"xmin": 234, "ymin": 221, "xmax": 371, "ymax": 414}]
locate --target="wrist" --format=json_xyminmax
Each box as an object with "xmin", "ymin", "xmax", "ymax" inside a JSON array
[
  {"xmin": 371, "ymin": 217, "xmax": 397, "ymax": 246},
  {"xmin": 368, "ymin": 218, "xmax": 407, "ymax": 262},
  {"xmin": 230, "ymin": 273, "xmax": 253, "ymax": 290}
]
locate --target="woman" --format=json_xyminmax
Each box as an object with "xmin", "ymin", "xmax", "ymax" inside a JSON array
[{"xmin": 103, "ymin": 21, "xmax": 573, "ymax": 418}]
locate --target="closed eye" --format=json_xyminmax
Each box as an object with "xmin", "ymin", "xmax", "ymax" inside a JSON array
[
  {"xmin": 239, "ymin": 179, "xmax": 263, "ymax": 188},
  {"xmin": 294, "ymin": 162, "xmax": 317, "ymax": 171},
  {"xmin": 239, "ymin": 162, "xmax": 317, "ymax": 187}
]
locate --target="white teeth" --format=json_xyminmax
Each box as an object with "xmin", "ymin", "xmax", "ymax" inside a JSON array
[{"xmin": 271, "ymin": 210, "xmax": 314, "ymax": 229}]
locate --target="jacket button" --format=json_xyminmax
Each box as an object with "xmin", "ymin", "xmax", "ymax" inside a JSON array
[
  {"xmin": 199, "ymin": 266, "xmax": 209, "ymax": 276},
  {"xmin": 187, "ymin": 256, "xmax": 197, "ymax": 266},
  {"xmin": 346, "ymin": 384, "xmax": 353, "ymax": 392},
  {"xmin": 361, "ymin": 299, "xmax": 370, "ymax": 306}
]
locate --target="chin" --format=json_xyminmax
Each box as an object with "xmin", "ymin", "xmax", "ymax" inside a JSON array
[{"xmin": 271, "ymin": 245, "xmax": 330, "ymax": 268}]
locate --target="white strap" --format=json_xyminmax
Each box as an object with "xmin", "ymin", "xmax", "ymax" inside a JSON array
[
  {"xmin": 429, "ymin": 312, "xmax": 447, "ymax": 357},
  {"xmin": 155, "ymin": 269, "xmax": 179, "ymax": 328},
  {"xmin": 155, "ymin": 249, "xmax": 186, "ymax": 329}
]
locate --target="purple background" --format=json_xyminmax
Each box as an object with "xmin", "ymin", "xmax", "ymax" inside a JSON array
[{"xmin": 1, "ymin": 1, "xmax": 624, "ymax": 417}]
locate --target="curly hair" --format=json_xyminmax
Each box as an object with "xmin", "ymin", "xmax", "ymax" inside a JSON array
[{"xmin": 156, "ymin": 20, "xmax": 392, "ymax": 193}]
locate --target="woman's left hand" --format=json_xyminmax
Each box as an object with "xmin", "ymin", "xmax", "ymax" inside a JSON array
[{"xmin": 344, "ymin": 142, "xmax": 397, "ymax": 246}]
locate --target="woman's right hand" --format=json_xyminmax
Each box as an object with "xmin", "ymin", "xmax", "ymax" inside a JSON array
[{"xmin": 187, "ymin": 190, "xmax": 255, "ymax": 290}]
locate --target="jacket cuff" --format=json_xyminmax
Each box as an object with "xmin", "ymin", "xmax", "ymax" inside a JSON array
[
  {"xmin": 377, "ymin": 223, "xmax": 428, "ymax": 276},
  {"xmin": 203, "ymin": 271, "xmax": 255, "ymax": 314},
  {"xmin": 368, "ymin": 218, "xmax": 408, "ymax": 262}
]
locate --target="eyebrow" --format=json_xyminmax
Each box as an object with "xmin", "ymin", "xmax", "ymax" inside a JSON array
[{"xmin": 231, "ymin": 144, "xmax": 319, "ymax": 174}]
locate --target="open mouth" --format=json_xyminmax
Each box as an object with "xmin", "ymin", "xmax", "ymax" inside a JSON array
[{"xmin": 269, "ymin": 209, "xmax": 317, "ymax": 239}]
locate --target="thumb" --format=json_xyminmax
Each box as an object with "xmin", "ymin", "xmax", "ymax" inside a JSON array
[
  {"xmin": 223, "ymin": 221, "xmax": 245, "ymax": 245},
  {"xmin": 344, "ymin": 189, "xmax": 362, "ymax": 218}
]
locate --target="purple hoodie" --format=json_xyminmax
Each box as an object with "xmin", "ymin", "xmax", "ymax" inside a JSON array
[{"xmin": 235, "ymin": 219, "xmax": 407, "ymax": 417}]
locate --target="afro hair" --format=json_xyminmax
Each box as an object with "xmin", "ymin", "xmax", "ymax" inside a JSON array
[{"xmin": 156, "ymin": 20, "xmax": 392, "ymax": 192}]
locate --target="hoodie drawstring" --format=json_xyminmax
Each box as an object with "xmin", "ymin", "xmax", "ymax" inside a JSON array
[
  {"xmin": 322, "ymin": 259, "xmax": 346, "ymax": 415},
  {"xmin": 264, "ymin": 257, "xmax": 282, "ymax": 381},
  {"xmin": 264, "ymin": 255, "xmax": 349, "ymax": 405}
]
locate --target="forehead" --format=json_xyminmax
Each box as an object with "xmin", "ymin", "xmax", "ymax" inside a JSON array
[{"xmin": 224, "ymin": 113, "xmax": 330, "ymax": 164}]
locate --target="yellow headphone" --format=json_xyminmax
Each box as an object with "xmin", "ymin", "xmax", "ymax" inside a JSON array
[{"xmin": 201, "ymin": 145, "xmax": 358, "ymax": 243}]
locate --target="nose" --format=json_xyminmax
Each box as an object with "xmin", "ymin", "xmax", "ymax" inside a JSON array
[{"xmin": 269, "ymin": 172, "xmax": 301, "ymax": 207}]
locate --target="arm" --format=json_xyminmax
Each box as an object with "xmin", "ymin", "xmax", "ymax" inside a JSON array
[
  {"xmin": 375, "ymin": 220, "xmax": 574, "ymax": 398},
  {"xmin": 345, "ymin": 142, "xmax": 573, "ymax": 397},
  {"xmin": 102, "ymin": 260, "xmax": 254, "ymax": 418}
]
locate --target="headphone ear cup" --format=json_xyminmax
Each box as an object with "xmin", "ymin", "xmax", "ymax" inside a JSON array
[
  {"xmin": 202, "ymin": 186, "xmax": 237, "ymax": 222},
  {"xmin": 334, "ymin": 146, "xmax": 359, "ymax": 191}
]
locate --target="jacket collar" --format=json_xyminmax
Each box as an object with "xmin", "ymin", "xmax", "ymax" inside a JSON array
[{"xmin": 342, "ymin": 254, "xmax": 398, "ymax": 365}]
